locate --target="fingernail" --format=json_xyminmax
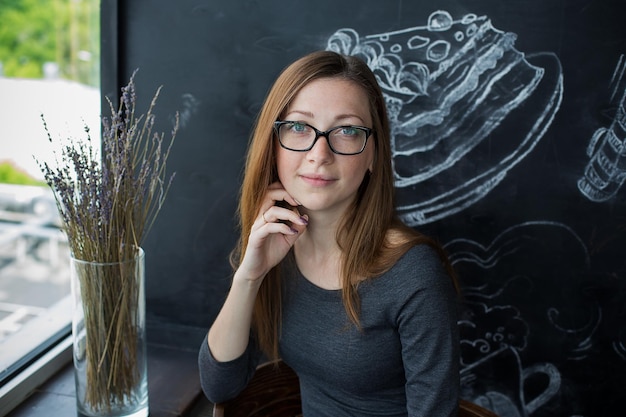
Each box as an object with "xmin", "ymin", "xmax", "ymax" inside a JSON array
[
  {"xmin": 290, "ymin": 227, "xmax": 299, "ymax": 234},
  {"xmin": 300, "ymin": 215, "xmax": 308, "ymax": 225}
]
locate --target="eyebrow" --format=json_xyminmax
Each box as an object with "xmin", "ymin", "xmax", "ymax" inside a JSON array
[
  {"xmin": 285, "ymin": 110, "xmax": 314, "ymax": 118},
  {"xmin": 284, "ymin": 110, "xmax": 367, "ymax": 125}
]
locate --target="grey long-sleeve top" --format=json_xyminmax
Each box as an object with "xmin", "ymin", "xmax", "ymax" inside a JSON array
[{"xmin": 199, "ymin": 244, "xmax": 460, "ymax": 417}]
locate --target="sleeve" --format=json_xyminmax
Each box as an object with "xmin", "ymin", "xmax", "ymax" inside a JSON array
[
  {"xmin": 197, "ymin": 332, "xmax": 263, "ymax": 404},
  {"xmin": 397, "ymin": 245, "xmax": 460, "ymax": 417}
]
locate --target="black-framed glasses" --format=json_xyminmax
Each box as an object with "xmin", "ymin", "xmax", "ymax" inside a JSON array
[{"xmin": 274, "ymin": 121, "xmax": 372, "ymax": 155}]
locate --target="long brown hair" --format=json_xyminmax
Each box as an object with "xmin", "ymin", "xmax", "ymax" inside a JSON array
[{"xmin": 232, "ymin": 50, "xmax": 456, "ymax": 359}]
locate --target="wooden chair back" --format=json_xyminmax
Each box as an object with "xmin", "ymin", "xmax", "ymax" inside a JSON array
[{"xmin": 212, "ymin": 360, "xmax": 498, "ymax": 417}]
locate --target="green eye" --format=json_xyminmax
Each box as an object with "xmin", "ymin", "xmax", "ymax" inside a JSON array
[
  {"xmin": 291, "ymin": 122, "xmax": 307, "ymax": 132},
  {"xmin": 334, "ymin": 126, "xmax": 363, "ymax": 138},
  {"xmin": 341, "ymin": 127, "xmax": 358, "ymax": 136}
]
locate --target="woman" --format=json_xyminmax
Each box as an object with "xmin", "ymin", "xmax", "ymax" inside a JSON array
[{"xmin": 199, "ymin": 50, "xmax": 460, "ymax": 416}]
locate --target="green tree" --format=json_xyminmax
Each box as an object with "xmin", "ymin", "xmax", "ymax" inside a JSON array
[
  {"xmin": 0, "ymin": 0, "xmax": 99, "ymax": 86},
  {"xmin": 0, "ymin": 161, "xmax": 45, "ymax": 185}
]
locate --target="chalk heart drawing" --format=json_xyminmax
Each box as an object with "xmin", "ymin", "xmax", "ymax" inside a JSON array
[
  {"xmin": 445, "ymin": 221, "xmax": 594, "ymax": 417},
  {"xmin": 326, "ymin": 10, "xmax": 563, "ymax": 226}
]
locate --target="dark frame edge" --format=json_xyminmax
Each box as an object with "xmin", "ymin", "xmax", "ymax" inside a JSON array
[{"xmin": 100, "ymin": 0, "xmax": 120, "ymax": 117}]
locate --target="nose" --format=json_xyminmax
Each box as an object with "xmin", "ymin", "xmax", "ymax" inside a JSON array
[{"xmin": 306, "ymin": 133, "xmax": 334, "ymax": 163}]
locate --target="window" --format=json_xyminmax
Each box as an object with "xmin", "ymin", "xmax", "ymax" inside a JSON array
[{"xmin": 0, "ymin": 0, "xmax": 99, "ymax": 412}]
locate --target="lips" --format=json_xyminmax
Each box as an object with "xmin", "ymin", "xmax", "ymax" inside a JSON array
[{"xmin": 300, "ymin": 174, "xmax": 336, "ymax": 186}]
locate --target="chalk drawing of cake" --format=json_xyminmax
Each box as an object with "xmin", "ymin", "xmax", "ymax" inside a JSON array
[
  {"xmin": 578, "ymin": 55, "xmax": 626, "ymax": 203},
  {"xmin": 327, "ymin": 10, "xmax": 563, "ymax": 225}
]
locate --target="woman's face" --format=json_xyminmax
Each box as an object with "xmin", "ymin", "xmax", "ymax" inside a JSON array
[{"xmin": 276, "ymin": 77, "xmax": 375, "ymax": 217}]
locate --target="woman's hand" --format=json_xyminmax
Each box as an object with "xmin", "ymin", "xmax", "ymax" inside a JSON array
[
  {"xmin": 235, "ymin": 182, "xmax": 308, "ymax": 283},
  {"xmin": 209, "ymin": 182, "xmax": 307, "ymax": 361}
]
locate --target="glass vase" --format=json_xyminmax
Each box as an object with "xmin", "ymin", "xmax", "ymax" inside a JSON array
[{"xmin": 70, "ymin": 248, "xmax": 148, "ymax": 417}]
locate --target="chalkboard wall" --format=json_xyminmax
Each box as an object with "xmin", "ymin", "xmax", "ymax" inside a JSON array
[{"xmin": 102, "ymin": 0, "xmax": 626, "ymax": 415}]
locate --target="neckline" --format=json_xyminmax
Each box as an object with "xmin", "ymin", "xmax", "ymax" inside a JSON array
[
  {"xmin": 289, "ymin": 248, "xmax": 343, "ymax": 291},
  {"xmin": 292, "ymin": 258, "xmax": 341, "ymax": 295},
  {"xmin": 295, "ymin": 264, "xmax": 342, "ymax": 293}
]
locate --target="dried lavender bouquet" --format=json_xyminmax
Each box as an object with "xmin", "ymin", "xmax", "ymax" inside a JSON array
[{"xmin": 38, "ymin": 71, "xmax": 178, "ymax": 412}]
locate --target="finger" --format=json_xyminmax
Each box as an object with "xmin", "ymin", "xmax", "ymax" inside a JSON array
[
  {"xmin": 263, "ymin": 183, "xmax": 300, "ymax": 208},
  {"xmin": 289, "ymin": 215, "xmax": 308, "ymax": 235},
  {"xmin": 262, "ymin": 205, "xmax": 308, "ymax": 226}
]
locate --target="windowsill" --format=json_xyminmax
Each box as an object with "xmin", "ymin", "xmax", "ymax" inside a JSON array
[
  {"xmin": 5, "ymin": 324, "xmax": 213, "ymax": 417},
  {"xmin": 0, "ymin": 296, "xmax": 72, "ymax": 385}
]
